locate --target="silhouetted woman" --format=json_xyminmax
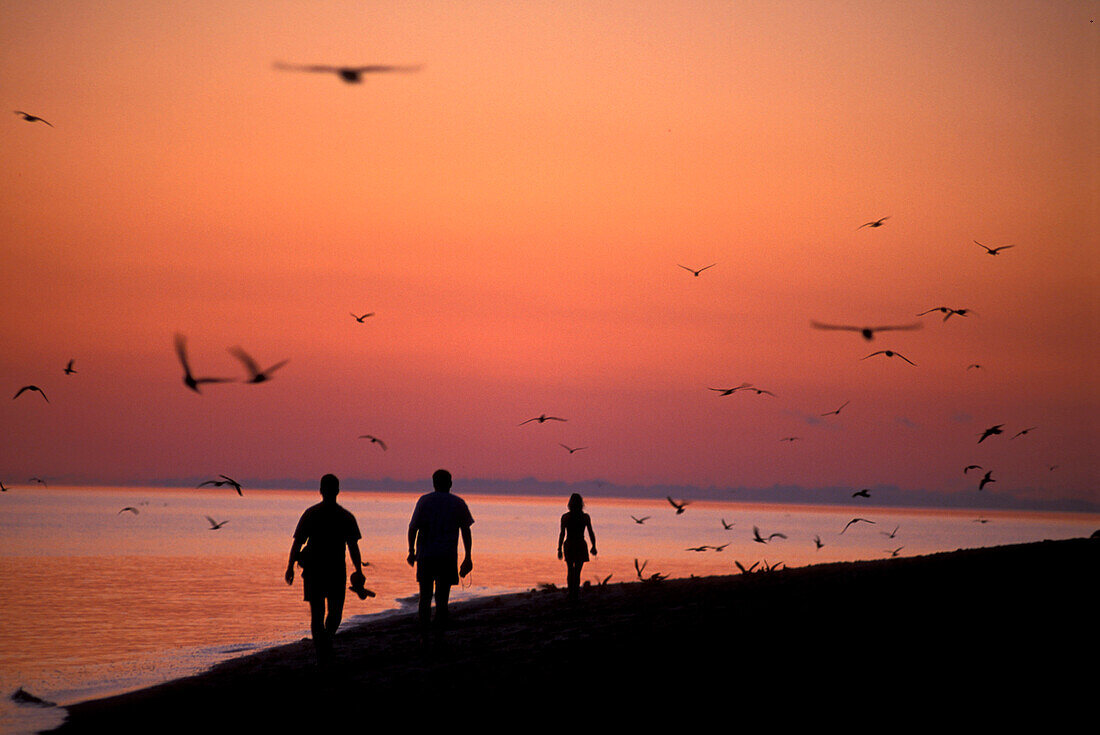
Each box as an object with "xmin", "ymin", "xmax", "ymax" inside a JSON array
[{"xmin": 557, "ymin": 493, "xmax": 597, "ymax": 600}]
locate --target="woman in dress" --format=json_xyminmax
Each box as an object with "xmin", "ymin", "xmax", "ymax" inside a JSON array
[{"xmin": 557, "ymin": 493, "xmax": 597, "ymax": 600}]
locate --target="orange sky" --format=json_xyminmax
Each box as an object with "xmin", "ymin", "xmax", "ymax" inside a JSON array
[{"xmin": 2, "ymin": 1, "xmax": 1096, "ymax": 503}]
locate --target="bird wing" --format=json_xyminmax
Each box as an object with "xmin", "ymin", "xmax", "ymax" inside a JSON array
[
  {"xmin": 274, "ymin": 62, "xmax": 340, "ymax": 73},
  {"xmin": 698, "ymin": 263, "xmax": 717, "ymax": 272},
  {"xmin": 811, "ymin": 321, "xmax": 860, "ymax": 332},
  {"xmin": 869, "ymin": 323, "xmax": 922, "ymax": 332},
  {"xmin": 349, "ymin": 65, "xmax": 423, "ymax": 73},
  {"xmin": 173, "ymin": 333, "xmax": 193, "ymax": 372},
  {"xmin": 228, "ymin": 347, "xmax": 261, "ymax": 377},
  {"xmin": 263, "ymin": 359, "xmax": 290, "ymax": 375}
]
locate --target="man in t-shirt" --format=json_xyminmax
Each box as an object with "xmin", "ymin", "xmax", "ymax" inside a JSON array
[
  {"xmin": 407, "ymin": 469, "xmax": 474, "ymax": 635},
  {"xmin": 286, "ymin": 473, "xmax": 364, "ymax": 661}
]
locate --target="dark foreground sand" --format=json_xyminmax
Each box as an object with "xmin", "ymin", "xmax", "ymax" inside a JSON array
[{"xmin": 49, "ymin": 537, "xmax": 1095, "ymax": 730}]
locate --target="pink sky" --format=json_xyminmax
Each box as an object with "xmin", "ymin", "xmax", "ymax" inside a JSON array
[{"xmin": 1, "ymin": 1, "xmax": 1096, "ymax": 504}]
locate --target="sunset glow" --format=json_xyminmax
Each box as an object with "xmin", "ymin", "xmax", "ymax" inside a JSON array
[{"xmin": 2, "ymin": 1, "xmax": 1096, "ymax": 504}]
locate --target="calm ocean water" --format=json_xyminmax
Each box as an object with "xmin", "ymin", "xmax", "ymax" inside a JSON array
[{"xmin": 1, "ymin": 485, "xmax": 1095, "ymax": 732}]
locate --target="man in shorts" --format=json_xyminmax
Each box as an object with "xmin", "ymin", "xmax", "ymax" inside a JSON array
[
  {"xmin": 407, "ymin": 469, "xmax": 474, "ymax": 636},
  {"xmin": 286, "ymin": 473, "xmax": 365, "ymax": 662}
]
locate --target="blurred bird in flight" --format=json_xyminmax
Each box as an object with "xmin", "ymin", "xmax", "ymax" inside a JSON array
[
  {"xmin": 678, "ymin": 263, "xmax": 717, "ymax": 277},
  {"xmin": 229, "ymin": 346, "xmax": 289, "ymax": 384},
  {"xmin": 274, "ymin": 61, "xmax": 422, "ymax": 83},
  {"xmin": 811, "ymin": 321, "xmax": 922, "ymax": 341},
  {"xmin": 974, "ymin": 240, "xmax": 1015, "ymax": 256},
  {"xmin": 13, "ymin": 385, "xmax": 49, "ymax": 403},
  {"xmin": 14, "ymin": 111, "xmax": 52, "ymax": 126},
  {"xmin": 857, "ymin": 216, "xmax": 889, "ymax": 229},
  {"xmin": 174, "ymin": 334, "xmax": 233, "ymax": 394}
]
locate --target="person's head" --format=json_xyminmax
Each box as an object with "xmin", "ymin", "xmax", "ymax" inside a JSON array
[
  {"xmin": 432, "ymin": 469, "xmax": 452, "ymax": 492},
  {"xmin": 568, "ymin": 492, "xmax": 584, "ymax": 513},
  {"xmin": 320, "ymin": 473, "xmax": 340, "ymax": 500}
]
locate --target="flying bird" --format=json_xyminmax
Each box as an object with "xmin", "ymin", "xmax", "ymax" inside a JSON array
[
  {"xmin": 841, "ymin": 518, "xmax": 875, "ymax": 534},
  {"xmin": 205, "ymin": 516, "xmax": 229, "ymax": 530},
  {"xmin": 678, "ymin": 263, "xmax": 717, "ymax": 277},
  {"xmin": 708, "ymin": 383, "xmax": 753, "ymax": 396},
  {"xmin": 1011, "ymin": 427, "xmax": 1037, "ymax": 439},
  {"xmin": 63, "ymin": 359, "xmax": 77, "ymax": 375},
  {"xmin": 918, "ymin": 307, "xmax": 971, "ymax": 321},
  {"xmin": 752, "ymin": 525, "xmax": 787, "ymax": 543},
  {"xmin": 359, "ymin": 435, "xmax": 388, "ymax": 451},
  {"xmin": 229, "ymin": 347, "xmax": 289, "ymax": 383},
  {"xmin": 559, "ymin": 444, "xmax": 588, "ymax": 454},
  {"xmin": 978, "ymin": 425, "xmax": 1004, "ymax": 443},
  {"xmin": 780, "ymin": 436, "xmax": 801, "ymax": 442},
  {"xmin": 519, "ymin": 414, "xmax": 567, "ymax": 425},
  {"xmin": 852, "ymin": 489, "xmax": 871, "ymax": 498},
  {"xmin": 735, "ymin": 560, "xmax": 760, "ymax": 574},
  {"xmin": 13, "ymin": 385, "xmax": 48, "ymax": 403},
  {"xmin": 979, "ymin": 471, "xmax": 995, "ymax": 490},
  {"xmin": 745, "ymin": 387, "xmax": 776, "ymax": 397},
  {"xmin": 820, "ymin": 400, "xmax": 850, "ymax": 417},
  {"xmin": 14, "ymin": 111, "xmax": 52, "ymax": 126},
  {"xmin": 813, "ymin": 535, "xmax": 824, "ymax": 549},
  {"xmin": 967, "ymin": 364, "xmax": 983, "ymax": 370},
  {"xmin": 174, "ymin": 334, "xmax": 234, "ymax": 393},
  {"xmin": 811, "ymin": 321, "xmax": 922, "ymax": 341},
  {"xmin": 666, "ymin": 497, "xmax": 690, "ymax": 514},
  {"xmin": 721, "ymin": 518, "xmax": 734, "ymax": 530},
  {"xmin": 862, "ymin": 350, "xmax": 917, "ymax": 366},
  {"xmin": 29, "ymin": 477, "xmax": 47, "ymax": 487},
  {"xmin": 857, "ymin": 216, "xmax": 890, "ymax": 229},
  {"xmin": 198, "ymin": 475, "xmax": 243, "ymax": 496},
  {"xmin": 0, "ymin": 482, "xmax": 8, "ymax": 492},
  {"xmin": 974, "ymin": 240, "xmax": 1015, "ymax": 256},
  {"xmin": 964, "ymin": 465, "xmax": 983, "ymax": 474},
  {"xmin": 273, "ymin": 61, "xmax": 423, "ymax": 83},
  {"xmin": 686, "ymin": 545, "xmax": 710, "ymax": 552},
  {"xmin": 633, "ymin": 558, "xmax": 648, "ymax": 579},
  {"xmin": 887, "ymin": 547, "xmax": 904, "ymax": 557},
  {"xmin": 118, "ymin": 507, "xmax": 139, "ymax": 515},
  {"xmin": 711, "ymin": 542, "xmax": 730, "ymax": 552},
  {"xmin": 630, "ymin": 515, "xmax": 650, "ymax": 525},
  {"xmin": 350, "ymin": 312, "xmax": 375, "ymax": 323},
  {"xmin": 881, "ymin": 525, "xmax": 900, "ymax": 539}
]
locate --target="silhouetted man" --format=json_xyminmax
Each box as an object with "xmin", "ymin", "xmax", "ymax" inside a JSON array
[
  {"xmin": 407, "ymin": 469, "xmax": 474, "ymax": 636},
  {"xmin": 286, "ymin": 473, "xmax": 364, "ymax": 662}
]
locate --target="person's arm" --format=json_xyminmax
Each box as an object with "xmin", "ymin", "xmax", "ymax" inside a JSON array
[
  {"xmin": 286, "ymin": 537, "xmax": 303, "ymax": 585},
  {"xmin": 557, "ymin": 516, "xmax": 566, "ymax": 560},
  {"xmin": 587, "ymin": 516, "xmax": 597, "ymax": 556},
  {"xmin": 459, "ymin": 525, "xmax": 473, "ymax": 576},
  {"xmin": 348, "ymin": 539, "xmax": 363, "ymax": 576},
  {"xmin": 407, "ymin": 526, "xmax": 418, "ymax": 567}
]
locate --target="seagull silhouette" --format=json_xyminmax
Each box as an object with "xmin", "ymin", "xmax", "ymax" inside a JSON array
[
  {"xmin": 559, "ymin": 444, "xmax": 588, "ymax": 454},
  {"xmin": 633, "ymin": 558, "xmax": 648, "ymax": 579},
  {"xmin": 974, "ymin": 240, "xmax": 1014, "ymax": 256},
  {"xmin": 857, "ymin": 216, "xmax": 890, "ymax": 229},
  {"xmin": 174, "ymin": 334, "xmax": 233, "ymax": 393},
  {"xmin": 811, "ymin": 321, "xmax": 922, "ymax": 341},
  {"xmin": 686, "ymin": 545, "xmax": 710, "ymax": 552},
  {"xmin": 708, "ymin": 383, "xmax": 753, "ymax": 396},
  {"xmin": 735, "ymin": 560, "xmax": 760, "ymax": 574},
  {"xmin": 711, "ymin": 542, "xmax": 730, "ymax": 552},
  {"xmin": 977, "ymin": 424, "xmax": 1004, "ymax": 443},
  {"xmin": 1011, "ymin": 427, "xmax": 1037, "ymax": 439},
  {"xmin": 519, "ymin": 414, "xmax": 567, "ymax": 425},
  {"xmin": 852, "ymin": 489, "xmax": 871, "ymax": 498},
  {"xmin": 350, "ymin": 312, "xmax": 375, "ymax": 323},
  {"xmin": 841, "ymin": 518, "xmax": 875, "ymax": 534},
  {"xmin": 820, "ymin": 400, "xmax": 850, "ymax": 416},
  {"xmin": 780, "ymin": 436, "xmax": 801, "ymax": 442},
  {"xmin": 30, "ymin": 477, "xmax": 47, "ymax": 487},
  {"xmin": 887, "ymin": 547, "xmax": 904, "ymax": 557},
  {"xmin": 752, "ymin": 525, "xmax": 787, "ymax": 543},
  {"xmin": 205, "ymin": 515, "xmax": 229, "ymax": 530},
  {"xmin": 918, "ymin": 307, "xmax": 971, "ymax": 321},
  {"xmin": 964, "ymin": 465, "xmax": 983, "ymax": 474},
  {"xmin": 118, "ymin": 507, "xmax": 139, "ymax": 515},
  {"xmin": 721, "ymin": 518, "xmax": 734, "ymax": 530},
  {"xmin": 666, "ymin": 496, "xmax": 690, "ymax": 514},
  {"xmin": 359, "ymin": 435, "xmax": 388, "ymax": 451},
  {"xmin": 273, "ymin": 61, "xmax": 423, "ymax": 83},
  {"xmin": 63, "ymin": 359, "xmax": 77, "ymax": 375},
  {"xmin": 198, "ymin": 475, "xmax": 243, "ymax": 496},
  {"xmin": 862, "ymin": 350, "xmax": 917, "ymax": 366},
  {"xmin": 967, "ymin": 364, "xmax": 983, "ymax": 370},
  {"xmin": 813, "ymin": 535, "xmax": 824, "ymax": 549},
  {"xmin": 630, "ymin": 515, "xmax": 650, "ymax": 525},
  {"xmin": 979, "ymin": 471, "xmax": 995, "ymax": 490},
  {"xmin": 14, "ymin": 111, "xmax": 52, "ymax": 126},
  {"xmin": 13, "ymin": 385, "xmax": 48, "ymax": 403},
  {"xmin": 229, "ymin": 347, "xmax": 289, "ymax": 384},
  {"xmin": 881, "ymin": 525, "xmax": 900, "ymax": 539},
  {"xmin": 678, "ymin": 263, "xmax": 717, "ymax": 277}
]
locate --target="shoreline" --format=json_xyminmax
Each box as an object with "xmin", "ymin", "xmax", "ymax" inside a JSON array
[{"xmin": 44, "ymin": 536, "xmax": 1096, "ymax": 729}]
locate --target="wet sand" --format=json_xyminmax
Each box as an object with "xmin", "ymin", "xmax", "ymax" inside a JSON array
[{"xmin": 48, "ymin": 537, "xmax": 1095, "ymax": 730}]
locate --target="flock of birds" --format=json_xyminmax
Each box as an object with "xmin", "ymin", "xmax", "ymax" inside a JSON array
[{"xmin": 9, "ymin": 60, "xmax": 1056, "ymax": 584}]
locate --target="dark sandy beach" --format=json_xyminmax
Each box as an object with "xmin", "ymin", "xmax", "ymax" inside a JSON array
[{"xmin": 48, "ymin": 537, "xmax": 1095, "ymax": 730}]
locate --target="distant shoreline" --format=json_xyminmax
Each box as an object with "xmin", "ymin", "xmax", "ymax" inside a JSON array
[
  {"xmin": 48, "ymin": 537, "xmax": 1098, "ymax": 730},
  {"xmin": 21, "ymin": 478, "xmax": 1100, "ymax": 515}
]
